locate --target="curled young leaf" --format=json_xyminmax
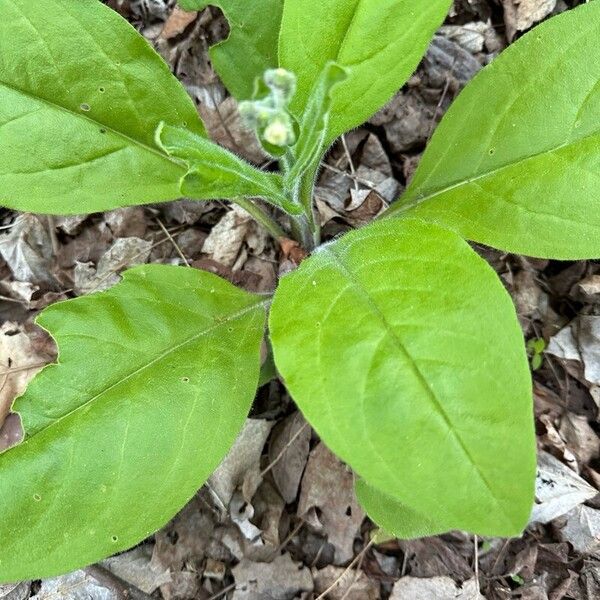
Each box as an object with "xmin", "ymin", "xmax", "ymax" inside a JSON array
[
  {"xmin": 279, "ymin": 0, "xmax": 453, "ymax": 144},
  {"xmin": 286, "ymin": 62, "xmax": 348, "ymax": 186},
  {"xmin": 0, "ymin": 0, "xmax": 206, "ymax": 215},
  {"xmin": 156, "ymin": 123, "xmax": 302, "ymax": 215},
  {"xmin": 387, "ymin": 2, "xmax": 600, "ymax": 259},
  {"xmin": 0, "ymin": 265, "xmax": 266, "ymax": 582},
  {"xmin": 270, "ymin": 219, "xmax": 536, "ymax": 537}
]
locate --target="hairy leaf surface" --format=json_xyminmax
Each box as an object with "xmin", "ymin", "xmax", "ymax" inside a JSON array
[
  {"xmin": 286, "ymin": 62, "xmax": 347, "ymax": 185},
  {"xmin": 178, "ymin": 0, "xmax": 284, "ymax": 100},
  {"xmin": 387, "ymin": 3, "xmax": 600, "ymax": 259},
  {"xmin": 0, "ymin": 0, "xmax": 204, "ymax": 214},
  {"xmin": 279, "ymin": 0, "xmax": 452, "ymax": 144},
  {"xmin": 156, "ymin": 123, "xmax": 301, "ymax": 214},
  {"xmin": 270, "ymin": 219, "xmax": 535, "ymax": 537},
  {"xmin": 0, "ymin": 265, "xmax": 266, "ymax": 582}
]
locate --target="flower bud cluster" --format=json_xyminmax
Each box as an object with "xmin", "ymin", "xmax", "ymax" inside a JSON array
[{"xmin": 239, "ymin": 69, "xmax": 297, "ymax": 148}]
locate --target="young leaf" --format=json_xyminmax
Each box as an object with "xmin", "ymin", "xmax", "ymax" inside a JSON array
[
  {"xmin": 0, "ymin": 265, "xmax": 266, "ymax": 582},
  {"xmin": 269, "ymin": 219, "xmax": 536, "ymax": 537},
  {"xmin": 286, "ymin": 62, "xmax": 348, "ymax": 185},
  {"xmin": 387, "ymin": 2, "xmax": 600, "ymax": 260},
  {"xmin": 0, "ymin": 0, "xmax": 204, "ymax": 215},
  {"xmin": 279, "ymin": 0, "xmax": 452, "ymax": 144},
  {"xmin": 156, "ymin": 123, "xmax": 302, "ymax": 215},
  {"xmin": 178, "ymin": 0, "xmax": 284, "ymax": 100}
]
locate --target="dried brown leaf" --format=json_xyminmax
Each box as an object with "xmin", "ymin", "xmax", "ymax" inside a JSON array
[{"xmin": 298, "ymin": 443, "xmax": 364, "ymax": 565}]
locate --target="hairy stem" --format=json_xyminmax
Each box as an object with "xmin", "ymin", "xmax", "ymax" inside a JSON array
[
  {"xmin": 298, "ymin": 169, "xmax": 320, "ymax": 248},
  {"xmin": 292, "ymin": 213, "xmax": 316, "ymax": 250},
  {"xmin": 233, "ymin": 197, "xmax": 286, "ymax": 240}
]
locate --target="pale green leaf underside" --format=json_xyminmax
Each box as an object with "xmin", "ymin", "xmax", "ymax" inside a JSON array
[
  {"xmin": 279, "ymin": 0, "xmax": 452, "ymax": 144},
  {"xmin": 355, "ymin": 479, "xmax": 444, "ymax": 540},
  {"xmin": 0, "ymin": 265, "xmax": 266, "ymax": 583},
  {"xmin": 0, "ymin": 0, "xmax": 205, "ymax": 215},
  {"xmin": 287, "ymin": 62, "xmax": 348, "ymax": 184},
  {"xmin": 270, "ymin": 219, "xmax": 535, "ymax": 537},
  {"xmin": 178, "ymin": 0, "xmax": 283, "ymax": 100},
  {"xmin": 388, "ymin": 2, "xmax": 600, "ymax": 259}
]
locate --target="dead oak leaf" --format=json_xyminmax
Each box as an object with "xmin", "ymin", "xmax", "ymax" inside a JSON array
[{"xmin": 297, "ymin": 442, "xmax": 365, "ymax": 565}]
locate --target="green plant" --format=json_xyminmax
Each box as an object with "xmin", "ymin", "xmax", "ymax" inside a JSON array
[{"xmin": 0, "ymin": 0, "xmax": 598, "ymax": 582}]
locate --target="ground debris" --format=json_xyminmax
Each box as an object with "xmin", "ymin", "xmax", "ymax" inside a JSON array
[
  {"xmin": 312, "ymin": 565, "xmax": 380, "ymax": 599},
  {"xmin": 298, "ymin": 443, "xmax": 365, "ymax": 565},
  {"xmin": 501, "ymin": 0, "xmax": 557, "ymax": 41},
  {"xmin": 390, "ymin": 575, "xmax": 484, "ymax": 599},
  {"xmin": 231, "ymin": 553, "xmax": 313, "ymax": 600}
]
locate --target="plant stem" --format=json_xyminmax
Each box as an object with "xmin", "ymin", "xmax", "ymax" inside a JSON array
[
  {"xmin": 233, "ymin": 197, "xmax": 286, "ymax": 240},
  {"xmin": 291, "ymin": 213, "xmax": 316, "ymax": 250},
  {"xmin": 298, "ymin": 171, "xmax": 320, "ymax": 248}
]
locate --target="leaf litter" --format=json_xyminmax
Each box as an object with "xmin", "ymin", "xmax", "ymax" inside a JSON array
[{"xmin": 1, "ymin": 1, "xmax": 598, "ymax": 598}]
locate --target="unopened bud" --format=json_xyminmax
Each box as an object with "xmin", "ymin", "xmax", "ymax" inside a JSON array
[
  {"xmin": 238, "ymin": 101, "xmax": 259, "ymax": 127},
  {"xmin": 264, "ymin": 115, "xmax": 295, "ymax": 147},
  {"xmin": 264, "ymin": 68, "xmax": 297, "ymax": 105}
]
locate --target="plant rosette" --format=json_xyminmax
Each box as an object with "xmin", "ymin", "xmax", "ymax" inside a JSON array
[{"xmin": 0, "ymin": 0, "xmax": 599, "ymax": 582}]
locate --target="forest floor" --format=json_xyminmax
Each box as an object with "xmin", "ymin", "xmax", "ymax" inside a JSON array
[{"xmin": 0, "ymin": 1, "xmax": 598, "ymax": 599}]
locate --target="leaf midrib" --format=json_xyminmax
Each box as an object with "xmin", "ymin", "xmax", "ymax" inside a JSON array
[
  {"xmin": 393, "ymin": 128, "xmax": 600, "ymax": 215},
  {"xmin": 321, "ymin": 243, "xmax": 513, "ymax": 524},
  {"xmin": 0, "ymin": 78, "xmax": 187, "ymax": 172},
  {"xmin": 14, "ymin": 298, "xmax": 267, "ymax": 451}
]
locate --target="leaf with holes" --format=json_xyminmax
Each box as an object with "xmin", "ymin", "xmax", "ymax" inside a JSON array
[
  {"xmin": 386, "ymin": 2, "xmax": 600, "ymax": 259},
  {"xmin": 270, "ymin": 219, "xmax": 536, "ymax": 537},
  {"xmin": 178, "ymin": 0, "xmax": 284, "ymax": 100},
  {"xmin": 0, "ymin": 265, "xmax": 266, "ymax": 582},
  {"xmin": 0, "ymin": 0, "xmax": 204, "ymax": 214}
]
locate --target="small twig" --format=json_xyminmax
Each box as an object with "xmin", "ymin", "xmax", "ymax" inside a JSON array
[
  {"xmin": 46, "ymin": 215, "xmax": 61, "ymax": 257},
  {"xmin": 340, "ymin": 134, "xmax": 359, "ymax": 193},
  {"xmin": 320, "ymin": 163, "xmax": 380, "ymax": 191},
  {"xmin": 400, "ymin": 547, "xmax": 409, "ymax": 577},
  {"xmin": 271, "ymin": 519, "xmax": 305, "ymax": 558},
  {"xmin": 0, "ymin": 294, "xmax": 29, "ymax": 305},
  {"xmin": 155, "ymin": 217, "xmax": 190, "ymax": 267},
  {"xmin": 426, "ymin": 60, "xmax": 455, "ymax": 143},
  {"xmin": 339, "ymin": 539, "xmax": 369, "ymax": 600},
  {"xmin": 0, "ymin": 362, "xmax": 48, "ymax": 377},
  {"xmin": 206, "ymin": 581, "xmax": 236, "ymax": 600},
  {"xmin": 489, "ymin": 539, "xmax": 510, "ymax": 576},
  {"xmin": 474, "ymin": 534, "xmax": 481, "ymax": 596},
  {"xmin": 315, "ymin": 540, "xmax": 375, "ymax": 599},
  {"xmin": 85, "ymin": 564, "xmax": 154, "ymax": 600},
  {"xmin": 260, "ymin": 421, "xmax": 310, "ymax": 478}
]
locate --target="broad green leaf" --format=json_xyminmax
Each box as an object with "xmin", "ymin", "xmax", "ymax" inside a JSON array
[
  {"xmin": 0, "ymin": 265, "xmax": 266, "ymax": 582},
  {"xmin": 279, "ymin": 0, "xmax": 452, "ymax": 144},
  {"xmin": 270, "ymin": 219, "xmax": 535, "ymax": 537},
  {"xmin": 0, "ymin": 0, "xmax": 204, "ymax": 215},
  {"xmin": 355, "ymin": 479, "xmax": 445, "ymax": 540},
  {"xmin": 178, "ymin": 0, "xmax": 284, "ymax": 100},
  {"xmin": 387, "ymin": 2, "xmax": 600, "ymax": 260},
  {"xmin": 286, "ymin": 62, "xmax": 348, "ymax": 185},
  {"xmin": 156, "ymin": 123, "xmax": 302, "ymax": 215}
]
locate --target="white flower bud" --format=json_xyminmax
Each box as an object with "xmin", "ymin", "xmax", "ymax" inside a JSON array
[{"xmin": 264, "ymin": 118, "xmax": 293, "ymax": 147}]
